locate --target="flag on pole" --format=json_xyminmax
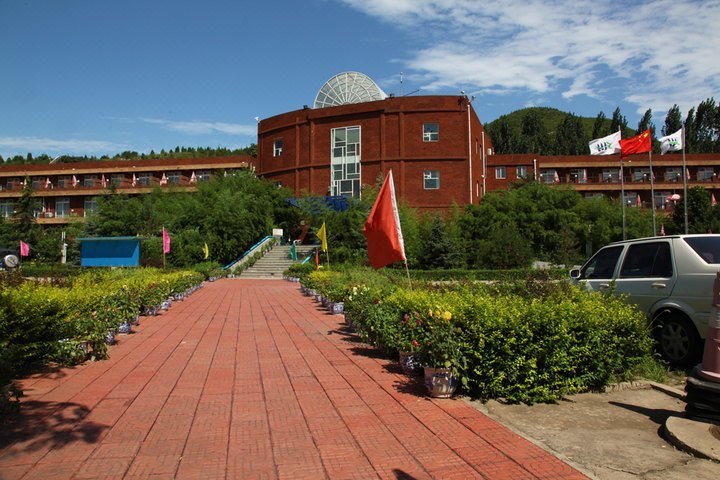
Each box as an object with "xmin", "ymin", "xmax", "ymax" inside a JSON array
[
  {"xmin": 190, "ymin": 172, "xmax": 197, "ymax": 183},
  {"xmin": 588, "ymin": 131, "xmax": 621, "ymax": 155},
  {"xmin": 363, "ymin": 170, "xmax": 406, "ymax": 269},
  {"xmin": 659, "ymin": 129, "xmax": 683, "ymax": 155},
  {"xmin": 317, "ymin": 222, "xmax": 328, "ymax": 252},
  {"xmin": 620, "ymin": 129, "xmax": 652, "ymax": 158},
  {"xmin": 712, "ymin": 193, "xmax": 717, "ymax": 206},
  {"xmin": 636, "ymin": 194, "xmax": 642, "ymax": 207},
  {"xmin": 162, "ymin": 227, "xmax": 171, "ymax": 254},
  {"xmin": 72, "ymin": 175, "xmax": 78, "ymax": 187},
  {"xmin": 160, "ymin": 173, "xmax": 168, "ymax": 186},
  {"xmin": 101, "ymin": 174, "xmax": 107, "ymax": 188},
  {"xmin": 131, "ymin": 173, "xmax": 137, "ymax": 187},
  {"xmin": 203, "ymin": 242, "xmax": 209, "ymax": 259},
  {"xmin": 44, "ymin": 177, "xmax": 51, "ymax": 189},
  {"xmin": 686, "ymin": 168, "xmax": 691, "ymax": 181},
  {"xmin": 20, "ymin": 241, "xmax": 30, "ymax": 257},
  {"xmin": 553, "ymin": 171, "xmax": 560, "ymax": 183}
]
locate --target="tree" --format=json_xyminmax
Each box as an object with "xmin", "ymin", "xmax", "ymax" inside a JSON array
[
  {"xmin": 685, "ymin": 107, "xmax": 696, "ymax": 152},
  {"xmin": 610, "ymin": 107, "xmax": 629, "ymax": 138},
  {"xmin": 13, "ymin": 179, "xmax": 40, "ymax": 244},
  {"xmin": 592, "ymin": 111, "xmax": 607, "ymax": 138},
  {"xmin": 663, "ymin": 104, "xmax": 682, "ymax": 136},
  {"xmin": 673, "ymin": 186, "xmax": 712, "ymax": 233},
  {"xmin": 637, "ymin": 108, "xmax": 654, "ymax": 138},
  {"xmin": 555, "ymin": 113, "xmax": 586, "ymax": 155},
  {"xmin": 417, "ymin": 215, "xmax": 453, "ymax": 269},
  {"xmin": 693, "ymin": 98, "xmax": 718, "ymax": 153}
]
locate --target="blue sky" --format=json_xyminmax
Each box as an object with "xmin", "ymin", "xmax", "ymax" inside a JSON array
[{"xmin": 1, "ymin": 0, "xmax": 718, "ymax": 159}]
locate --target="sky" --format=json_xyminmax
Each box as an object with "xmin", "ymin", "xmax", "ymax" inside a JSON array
[{"xmin": 1, "ymin": 0, "xmax": 718, "ymax": 159}]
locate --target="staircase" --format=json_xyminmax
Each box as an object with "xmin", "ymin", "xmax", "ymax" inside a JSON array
[{"xmin": 237, "ymin": 244, "xmax": 316, "ymax": 279}]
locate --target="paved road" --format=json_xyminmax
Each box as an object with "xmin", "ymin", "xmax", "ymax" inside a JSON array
[{"xmin": 0, "ymin": 279, "xmax": 586, "ymax": 479}]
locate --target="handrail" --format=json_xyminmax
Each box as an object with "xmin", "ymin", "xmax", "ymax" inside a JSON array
[{"xmin": 222, "ymin": 235, "xmax": 274, "ymax": 271}]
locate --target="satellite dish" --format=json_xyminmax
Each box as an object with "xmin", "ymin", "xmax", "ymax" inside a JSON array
[
  {"xmin": 3, "ymin": 254, "xmax": 19, "ymax": 269},
  {"xmin": 314, "ymin": 72, "xmax": 387, "ymax": 109}
]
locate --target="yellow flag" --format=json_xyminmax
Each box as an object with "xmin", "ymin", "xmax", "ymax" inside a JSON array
[
  {"xmin": 203, "ymin": 243, "xmax": 209, "ymax": 260},
  {"xmin": 317, "ymin": 222, "xmax": 328, "ymax": 252}
]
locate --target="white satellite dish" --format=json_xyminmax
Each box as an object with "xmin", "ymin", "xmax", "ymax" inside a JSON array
[
  {"xmin": 314, "ymin": 72, "xmax": 387, "ymax": 109},
  {"xmin": 3, "ymin": 254, "xmax": 19, "ymax": 269}
]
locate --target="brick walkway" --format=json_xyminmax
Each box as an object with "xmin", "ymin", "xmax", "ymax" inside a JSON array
[{"xmin": 0, "ymin": 279, "xmax": 587, "ymax": 480}]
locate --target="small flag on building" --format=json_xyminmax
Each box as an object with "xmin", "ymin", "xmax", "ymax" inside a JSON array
[
  {"xmin": 44, "ymin": 177, "xmax": 51, "ymax": 189},
  {"xmin": 620, "ymin": 130, "xmax": 652, "ymax": 158},
  {"xmin": 712, "ymin": 193, "xmax": 717, "ymax": 206},
  {"xmin": 363, "ymin": 170, "xmax": 406, "ymax": 270},
  {"xmin": 160, "ymin": 173, "xmax": 168, "ymax": 185},
  {"xmin": 72, "ymin": 175, "xmax": 78, "ymax": 187},
  {"xmin": 659, "ymin": 129, "xmax": 683, "ymax": 155},
  {"xmin": 190, "ymin": 172, "xmax": 197, "ymax": 183},
  {"xmin": 588, "ymin": 131, "xmax": 621, "ymax": 156},
  {"xmin": 20, "ymin": 241, "xmax": 30, "ymax": 257},
  {"xmin": 132, "ymin": 173, "xmax": 137, "ymax": 187},
  {"xmin": 317, "ymin": 222, "xmax": 328, "ymax": 252},
  {"xmin": 101, "ymin": 174, "xmax": 107, "ymax": 188},
  {"xmin": 162, "ymin": 227, "xmax": 171, "ymax": 254}
]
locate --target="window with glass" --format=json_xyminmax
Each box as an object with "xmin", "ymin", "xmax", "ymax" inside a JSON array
[
  {"xmin": 197, "ymin": 170, "xmax": 211, "ymax": 182},
  {"xmin": 495, "ymin": 166, "xmax": 506, "ymax": 180},
  {"xmin": 664, "ymin": 167, "xmax": 682, "ymax": 182},
  {"xmin": 55, "ymin": 197, "xmax": 70, "ymax": 218},
  {"xmin": 111, "ymin": 174, "xmax": 124, "ymax": 187},
  {"xmin": 656, "ymin": 191, "xmax": 671, "ymax": 209},
  {"xmin": 136, "ymin": 173, "xmax": 152, "ymax": 186},
  {"xmin": 0, "ymin": 200, "xmax": 14, "ymax": 218},
  {"xmin": 31, "ymin": 178, "xmax": 42, "ymax": 189},
  {"xmin": 539, "ymin": 169, "xmax": 558, "ymax": 184},
  {"xmin": 84, "ymin": 175, "xmax": 98, "ymax": 188},
  {"xmin": 330, "ymin": 126, "xmax": 361, "ymax": 198},
  {"xmin": 423, "ymin": 123, "xmax": 439, "ymax": 142},
  {"xmin": 84, "ymin": 197, "xmax": 98, "ymax": 217},
  {"xmin": 602, "ymin": 168, "xmax": 619, "ymax": 183},
  {"xmin": 632, "ymin": 168, "xmax": 650, "ymax": 182},
  {"xmin": 57, "ymin": 176, "xmax": 71, "ymax": 189},
  {"xmin": 423, "ymin": 171, "xmax": 440, "ymax": 189},
  {"xmin": 579, "ymin": 245, "xmax": 623, "ymax": 279},
  {"xmin": 273, "ymin": 140, "xmax": 283, "ymax": 157},
  {"xmin": 620, "ymin": 242, "xmax": 673, "ymax": 278},
  {"xmin": 698, "ymin": 167, "xmax": 714, "ymax": 182},
  {"xmin": 167, "ymin": 172, "xmax": 181, "ymax": 185},
  {"xmin": 516, "ymin": 165, "xmax": 528, "ymax": 179},
  {"xmin": 570, "ymin": 168, "xmax": 587, "ymax": 184}
]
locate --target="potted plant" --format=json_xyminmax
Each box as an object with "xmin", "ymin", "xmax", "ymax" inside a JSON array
[
  {"xmin": 418, "ymin": 310, "xmax": 466, "ymax": 398},
  {"xmin": 397, "ymin": 312, "xmax": 426, "ymax": 376}
]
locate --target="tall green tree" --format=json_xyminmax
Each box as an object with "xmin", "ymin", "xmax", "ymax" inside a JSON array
[
  {"xmin": 663, "ymin": 104, "xmax": 683, "ymax": 136},
  {"xmin": 592, "ymin": 111, "xmax": 607, "ymax": 138},
  {"xmin": 637, "ymin": 108, "xmax": 655, "ymax": 137},
  {"xmin": 555, "ymin": 113, "xmax": 586, "ymax": 155},
  {"xmin": 610, "ymin": 107, "xmax": 629, "ymax": 138}
]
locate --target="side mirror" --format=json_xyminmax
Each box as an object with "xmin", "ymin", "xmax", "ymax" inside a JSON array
[{"xmin": 569, "ymin": 268, "xmax": 581, "ymax": 279}]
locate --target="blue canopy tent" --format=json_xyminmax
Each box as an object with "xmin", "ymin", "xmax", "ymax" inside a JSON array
[{"xmin": 77, "ymin": 236, "xmax": 142, "ymax": 267}]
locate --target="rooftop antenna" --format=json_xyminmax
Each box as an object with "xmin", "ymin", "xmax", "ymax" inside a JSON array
[{"xmin": 400, "ymin": 72, "xmax": 404, "ymax": 97}]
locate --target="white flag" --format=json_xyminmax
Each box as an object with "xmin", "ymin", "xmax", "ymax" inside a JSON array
[
  {"xmin": 659, "ymin": 129, "xmax": 683, "ymax": 155},
  {"xmin": 588, "ymin": 131, "xmax": 621, "ymax": 155}
]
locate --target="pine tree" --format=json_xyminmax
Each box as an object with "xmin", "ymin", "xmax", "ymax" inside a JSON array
[
  {"xmin": 663, "ymin": 104, "xmax": 683, "ymax": 136},
  {"xmin": 592, "ymin": 111, "xmax": 607, "ymax": 138}
]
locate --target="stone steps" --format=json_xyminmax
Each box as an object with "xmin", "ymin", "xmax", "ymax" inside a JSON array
[{"xmin": 237, "ymin": 244, "xmax": 316, "ymax": 279}]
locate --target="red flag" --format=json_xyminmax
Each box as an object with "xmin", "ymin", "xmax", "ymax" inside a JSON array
[
  {"xmin": 620, "ymin": 129, "xmax": 652, "ymax": 158},
  {"xmin": 363, "ymin": 170, "xmax": 406, "ymax": 269},
  {"xmin": 20, "ymin": 241, "xmax": 30, "ymax": 257},
  {"xmin": 162, "ymin": 227, "xmax": 171, "ymax": 254}
]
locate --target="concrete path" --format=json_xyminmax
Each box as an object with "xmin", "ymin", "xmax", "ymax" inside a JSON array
[{"xmin": 0, "ymin": 279, "xmax": 587, "ymax": 479}]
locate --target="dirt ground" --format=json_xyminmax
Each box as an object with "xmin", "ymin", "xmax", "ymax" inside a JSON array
[{"xmin": 466, "ymin": 382, "xmax": 720, "ymax": 479}]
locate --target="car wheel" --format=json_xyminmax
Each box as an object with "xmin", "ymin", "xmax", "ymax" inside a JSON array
[{"xmin": 655, "ymin": 313, "xmax": 702, "ymax": 367}]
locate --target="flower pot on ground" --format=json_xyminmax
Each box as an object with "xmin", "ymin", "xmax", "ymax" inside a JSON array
[
  {"xmin": 117, "ymin": 320, "xmax": 132, "ymax": 334},
  {"xmin": 330, "ymin": 302, "xmax": 344, "ymax": 315},
  {"xmin": 105, "ymin": 329, "xmax": 116, "ymax": 345},
  {"xmin": 424, "ymin": 367, "xmax": 458, "ymax": 398},
  {"xmin": 399, "ymin": 351, "xmax": 422, "ymax": 376}
]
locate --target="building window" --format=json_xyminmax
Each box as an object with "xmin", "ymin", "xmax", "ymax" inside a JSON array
[
  {"xmin": 570, "ymin": 168, "xmax": 587, "ymax": 184},
  {"xmin": 657, "ymin": 191, "xmax": 672, "ymax": 209},
  {"xmin": 196, "ymin": 170, "xmax": 211, "ymax": 182},
  {"xmin": 136, "ymin": 173, "xmax": 152, "ymax": 186},
  {"xmin": 423, "ymin": 123, "xmax": 439, "ymax": 142},
  {"xmin": 664, "ymin": 167, "xmax": 682, "ymax": 182},
  {"xmin": 539, "ymin": 169, "xmax": 559, "ymax": 184},
  {"xmin": 57, "ymin": 176, "xmax": 71, "ymax": 189},
  {"xmin": 273, "ymin": 140, "xmax": 283, "ymax": 157},
  {"xmin": 495, "ymin": 166, "xmax": 507, "ymax": 180},
  {"xmin": 516, "ymin": 165, "xmax": 528, "ymax": 179},
  {"xmin": 423, "ymin": 170, "xmax": 440, "ymax": 190},
  {"xmin": 633, "ymin": 168, "xmax": 650, "ymax": 182},
  {"xmin": 602, "ymin": 168, "xmax": 619, "ymax": 183},
  {"xmin": 698, "ymin": 167, "xmax": 714, "ymax": 182},
  {"xmin": 31, "ymin": 178, "xmax": 42, "ymax": 189},
  {"xmin": 111, "ymin": 174, "xmax": 124, "ymax": 187},
  {"xmin": 167, "ymin": 172, "xmax": 181, "ymax": 185},
  {"xmin": 84, "ymin": 197, "xmax": 98, "ymax": 217},
  {"xmin": 330, "ymin": 126, "xmax": 361, "ymax": 198},
  {"xmin": 84, "ymin": 175, "xmax": 98, "ymax": 188},
  {"xmin": 55, "ymin": 197, "xmax": 70, "ymax": 218},
  {"xmin": 0, "ymin": 200, "xmax": 14, "ymax": 218}
]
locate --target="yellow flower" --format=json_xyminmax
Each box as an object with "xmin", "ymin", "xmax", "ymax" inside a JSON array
[{"xmin": 443, "ymin": 311, "xmax": 452, "ymax": 321}]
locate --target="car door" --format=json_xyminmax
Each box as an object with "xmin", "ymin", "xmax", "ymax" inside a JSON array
[
  {"xmin": 613, "ymin": 240, "xmax": 677, "ymax": 314},
  {"xmin": 576, "ymin": 245, "xmax": 624, "ymax": 292}
]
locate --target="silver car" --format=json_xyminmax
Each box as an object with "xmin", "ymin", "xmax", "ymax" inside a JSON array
[{"xmin": 570, "ymin": 234, "xmax": 720, "ymax": 366}]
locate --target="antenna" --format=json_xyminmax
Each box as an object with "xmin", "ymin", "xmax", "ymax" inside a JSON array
[{"xmin": 400, "ymin": 72, "xmax": 404, "ymax": 97}]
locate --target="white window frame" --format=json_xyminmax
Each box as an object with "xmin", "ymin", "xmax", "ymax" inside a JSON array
[
  {"xmin": 516, "ymin": 165, "xmax": 528, "ymax": 179},
  {"xmin": 423, "ymin": 170, "xmax": 440, "ymax": 190},
  {"xmin": 55, "ymin": 197, "xmax": 70, "ymax": 218},
  {"xmin": 167, "ymin": 172, "xmax": 181, "ymax": 185},
  {"xmin": 495, "ymin": 166, "xmax": 507, "ymax": 180},
  {"xmin": 273, "ymin": 139, "xmax": 283, "ymax": 157},
  {"xmin": 423, "ymin": 123, "xmax": 439, "ymax": 142},
  {"xmin": 0, "ymin": 200, "xmax": 14, "ymax": 218},
  {"xmin": 84, "ymin": 197, "xmax": 98, "ymax": 217}
]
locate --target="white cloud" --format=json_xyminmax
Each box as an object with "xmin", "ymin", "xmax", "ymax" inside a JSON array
[
  {"xmin": 0, "ymin": 137, "xmax": 125, "ymax": 156},
  {"xmin": 140, "ymin": 118, "xmax": 256, "ymax": 136},
  {"xmin": 341, "ymin": 0, "xmax": 720, "ymax": 116}
]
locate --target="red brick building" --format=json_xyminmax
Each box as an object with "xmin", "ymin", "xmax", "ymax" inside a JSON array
[{"xmin": 256, "ymin": 92, "xmax": 492, "ymax": 211}]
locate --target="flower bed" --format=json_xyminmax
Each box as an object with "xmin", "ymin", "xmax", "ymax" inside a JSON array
[{"xmin": 295, "ymin": 267, "xmax": 658, "ymax": 404}]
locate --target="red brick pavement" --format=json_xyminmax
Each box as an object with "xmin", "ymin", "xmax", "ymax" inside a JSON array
[{"xmin": 0, "ymin": 279, "xmax": 587, "ymax": 480}]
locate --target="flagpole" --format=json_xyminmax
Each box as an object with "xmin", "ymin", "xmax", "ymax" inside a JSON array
[
  {"xmin": 619, "ymin": 127, "xmax": 626, "ymax": 240},
  {"xmin": 404, "ymin": 260, "xmax": 412, "ymax": 290},
  {"xmin": 682, "ymin": 126, "xmax": 688, "ymax": 234},
  {"xmin": 649, "ymin": 149, "xmax": 656, "ymax": 236}
]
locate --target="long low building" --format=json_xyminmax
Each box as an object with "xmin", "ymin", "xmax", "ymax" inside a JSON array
[{"xmin": 0, "ymin": 156, "xmax": 253, "ymax": 224}]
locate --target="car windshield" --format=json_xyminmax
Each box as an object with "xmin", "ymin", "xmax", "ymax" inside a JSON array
[{"xmin": 684, "ymin": 236, "xmax": 720, "ymax": 264}]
